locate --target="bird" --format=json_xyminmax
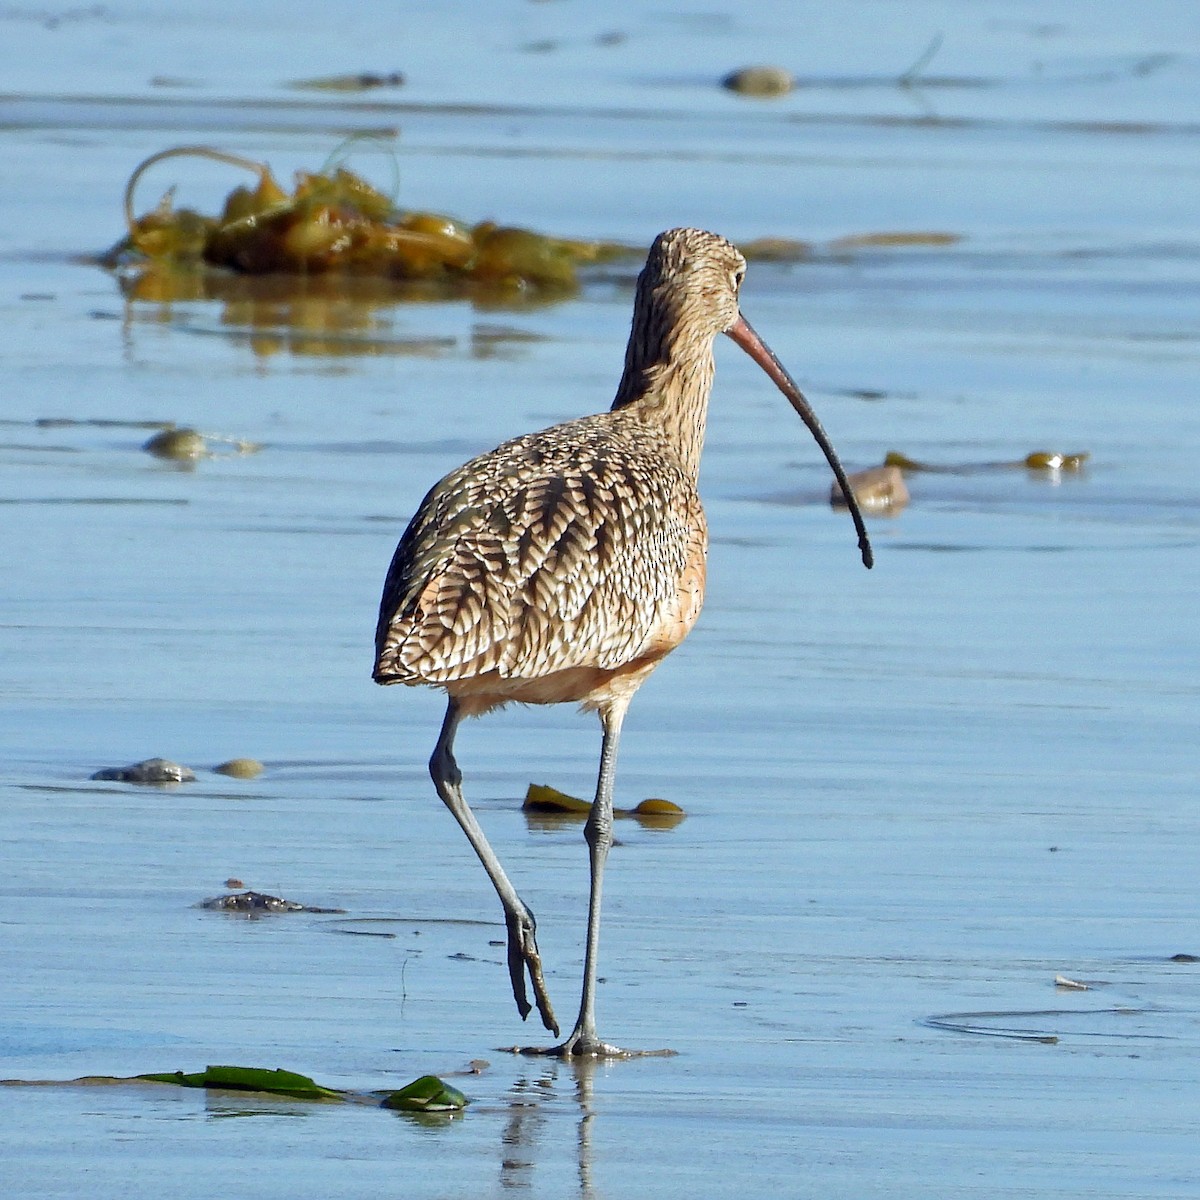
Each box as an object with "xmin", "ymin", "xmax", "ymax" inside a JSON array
[{"xmin": 374, "ymin": 227, "xmax": 873, "ymax": 1057}]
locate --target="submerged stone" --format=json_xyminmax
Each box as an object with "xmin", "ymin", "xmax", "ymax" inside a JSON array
[
  {"xmin": 200, "ymin": 890, "xmax": 346, "ymax": 914},
  {"xmin": 90, "ymin": 757, "xmax": 196, "ymax": 784}
]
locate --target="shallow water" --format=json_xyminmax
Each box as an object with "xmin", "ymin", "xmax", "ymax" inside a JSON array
[{"xmin": 2, "ymin": 3, "xmax": 1199, "ymax": 1197}]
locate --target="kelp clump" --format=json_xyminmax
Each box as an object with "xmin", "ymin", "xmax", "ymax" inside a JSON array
[{"xmin": 104, "ymin": 145, "xmax": 629, "ymax": 294}]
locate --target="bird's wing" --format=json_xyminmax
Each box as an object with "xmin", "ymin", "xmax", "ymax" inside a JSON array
[{"xmin": 374, "ymin": 423, "xmax": 700, "ymax": 685}]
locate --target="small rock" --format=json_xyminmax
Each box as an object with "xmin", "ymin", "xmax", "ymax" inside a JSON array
[
  {"xmin": 202, "ymin": 891, "xmax": 305, "ymax": 912},
  {"xmin": 721, "ymin": 65, "xmax": 795, "ymax": 97},
  {"xmin": 200, "ymin": 890, "xmax": 346, "ymax": 914},
  {"xmin": 831, "ymin": 465, "xmax": 909, "ymax": 513},
  {"xmin": 91, "ymin": 757, "xmax": 196, "ymax": 784},
  {"xmin": 213, "ymin": 757, "xmax": 265, "ymax": 779}
]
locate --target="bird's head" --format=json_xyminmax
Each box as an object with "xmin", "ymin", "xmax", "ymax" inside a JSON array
[
  {"xmin": 622, "ymin": 227, "xmax": 875, "ymax": 570},
  {"xmin": 637, "ymin": 227, "xmax": 748, "ymax": 340}
]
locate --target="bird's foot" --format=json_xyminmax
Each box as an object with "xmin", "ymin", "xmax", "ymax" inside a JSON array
[
  {"xmin": 505, "ymin": 907, "xmax": 559, "ymax": 1037},
  {"xmin": 507, "ymin": 1026, "xmax": 676, "ymax": 1059}
]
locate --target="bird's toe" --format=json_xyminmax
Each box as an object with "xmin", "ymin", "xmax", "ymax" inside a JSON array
[{"xmin": 505, "ymin": 907, "xmax": 559, "ymax": 1036}]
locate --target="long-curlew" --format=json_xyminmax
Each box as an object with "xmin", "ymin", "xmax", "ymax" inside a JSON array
[{"xmin": 374, "ymin": 227, "xmax": 873, "ymax": 1056}]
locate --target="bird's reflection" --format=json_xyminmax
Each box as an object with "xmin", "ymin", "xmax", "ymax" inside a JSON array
[{"xmin": 499, "ymin": 1058, "xmax": 599, "ymax": 1197}]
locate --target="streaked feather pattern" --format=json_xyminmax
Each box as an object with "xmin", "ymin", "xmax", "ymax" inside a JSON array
[{"xmin": 374, "ymin": 410, "xmax": 707, "ymax": 692}]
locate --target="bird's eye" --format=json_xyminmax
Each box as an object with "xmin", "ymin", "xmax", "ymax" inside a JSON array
[{"xmin": 732, "ymin": 266, "xmax": 746, "ymax": 291}]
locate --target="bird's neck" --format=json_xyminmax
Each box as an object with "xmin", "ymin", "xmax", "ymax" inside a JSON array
[{"xmin": 610, "ymin": 332, "xmax": 716, "ymax": 479}]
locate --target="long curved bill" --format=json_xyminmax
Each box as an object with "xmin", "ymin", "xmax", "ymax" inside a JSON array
[{"xmin": 726, "ymin": 315, "xmax": 874, "ymax": 569}]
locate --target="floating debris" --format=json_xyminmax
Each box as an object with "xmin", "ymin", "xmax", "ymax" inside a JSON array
[
  {"xmin": 381, "ymin": 1074, "xmax": 469, "ymax": 1112},
  {"xmin": 1, "ymin": 1066, "xmax": 467, "ymax": 1112},
  {"xmin": 1054, "ymin": 974, "xmax": 1090, "ymax": 991},
  {"xmin": 288, "ymin": 71, "xmax": 405, "ymax": 92},
  {"xmin": 523, "ymin": 783, "xmax": 685, "ymax": 824},
  {"xmin": 37, "ymin": 417, "xmax": 174, "ymax": 431},
  {"xmin": 722, "ymin": 65, "xmax": 795, "ymax": 97},
  {"xmin": 630, "ymin": 798, "xmax": 685, "ymax": 817},
  {"xmin": 142, "ymin": 426, "xmax": 261, "ymax": 461},
  {"xmin": 884, "ymin": 449, "xmax": 1090, "ymax": 474},
  {"xmin": 138, "ymin": 1065, "xmax": 342, "ymax": 1100},
  {"xmin": 738, "ymin": 237, "xmax": 813, "ymax": 262},
  {"xmin": 1024, "ymin": 450, "xmax": 1089, "ymax": 471},
  {"xmin": 329, "ymin": 924, "xmax": 398, "ymax": 939},
  {"xmin": 90, "ymin": 757, "xmax": 195, "ymax": 784},
  {"xmin": 142, "ymin": 427, "xmax": 207, "ymax": 460},
  {"xmin": 831, "ymin": 464, "xmax": 909, "ymax": 514},
  {"xmin": 828, "ymin": 231, "xmax": 961, "ymax": 250},
  {"xmin": 200, "ymin": 890, "xmax": 346, "ymax": 914},
  {"xmin": 103, "ymin": 145, "xmax": 633, "ymax": 295},
  {"xmin": 884, "ymin": 451, "xmax": 949, "ymax": 473},
  {"xmin": 213, "ymin": 757, "xmax": 265, "ymax": 779},
  {"xmin": 524, "ymin": 783, "xmax": 590, "ymax": 816},
  {"xmin": 740, "ymin": 231, "xmax": 961, "ymax": 261}
]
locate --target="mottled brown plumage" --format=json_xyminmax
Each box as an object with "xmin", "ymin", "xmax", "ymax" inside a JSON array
[
  {"xmin": 374, "ymin": 411, "xmax": 707, "ymax": 711},
  {"xmin": 374, "ymin": 228, "xmax": 872, "ymax": 1056}
]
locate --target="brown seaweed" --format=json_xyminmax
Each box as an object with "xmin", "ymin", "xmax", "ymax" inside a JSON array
[{"xmin": 103, "ymin": 145, "xmax": 633, "ymax": 296}]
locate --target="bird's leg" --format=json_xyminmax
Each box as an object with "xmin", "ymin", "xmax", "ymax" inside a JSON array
[
  {"xmin": 563, "ymin": 697, "xmax": 626, "ymax": 1055},
  {"xmin": 430, "ymin": 698, "xmax": 559, "ymax": 1037},
  {"xmin": 522, "ymin": 695, "xmax": 645, "ymax": 1058}
]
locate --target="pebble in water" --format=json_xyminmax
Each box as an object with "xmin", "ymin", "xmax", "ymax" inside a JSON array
[{"xmin": 90, "ymin": 757, "xmax": 196, "ymax": 784}]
